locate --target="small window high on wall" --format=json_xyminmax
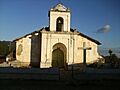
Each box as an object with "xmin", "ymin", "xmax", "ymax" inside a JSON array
[{"xmin": 56, "ymin": 17, "xmax": 64, "ymax": 32}]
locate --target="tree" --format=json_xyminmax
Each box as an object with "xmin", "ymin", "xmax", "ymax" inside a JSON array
[
  {"xmin": 108, "ymin": 49, "xmax": 112, "ymax": 56},
  {"xmin": 103, "ymin": 49, "xmax": 120, "ymax": 68},
  {"xmin": 0, "ymin": 41, "xmax": 11, "ymax": 58}
]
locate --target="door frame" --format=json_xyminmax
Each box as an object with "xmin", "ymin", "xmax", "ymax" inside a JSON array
[{"xmin": 52, "ymin": 43, "xmax": 67, "ymax": 69}]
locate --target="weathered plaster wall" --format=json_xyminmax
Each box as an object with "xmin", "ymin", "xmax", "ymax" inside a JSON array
[
  {"xmin": 40, "ymin": 31, "xmax": 101, "ymax": 68},
  {"xmin": 16, "ymin": 35, "xmax": 32, "ymax": 66},
  {"xmin": 74, "ymin": 35, "xmax": 101, "ymax": 64}
]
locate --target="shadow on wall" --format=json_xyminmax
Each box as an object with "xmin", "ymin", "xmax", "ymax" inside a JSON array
[{"xmin": 30, "ymin": 32, "xmax": 41, "ymax": 68}]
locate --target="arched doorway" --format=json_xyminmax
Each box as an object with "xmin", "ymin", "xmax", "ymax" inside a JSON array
[
  {"xmin": 52, "ymin": 43, "xmax": 67, "ymax": 69},
  {"xmin": 56, "ymin": 17, "xmax": 64, "ymax": 32},
  {"xmin": 52, "ymin": 48, "xmax": 64, "ymax": 68}
]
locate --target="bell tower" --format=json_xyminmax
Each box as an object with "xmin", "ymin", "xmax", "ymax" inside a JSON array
[{"xmin": 48, "ymin": 3, "xmax": 71, "ymax": 32}]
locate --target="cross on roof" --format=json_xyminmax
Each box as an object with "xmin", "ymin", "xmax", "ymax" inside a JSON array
[{"xmin": 78, "ymin": 42, "xmax": 92, "ymax": 67}]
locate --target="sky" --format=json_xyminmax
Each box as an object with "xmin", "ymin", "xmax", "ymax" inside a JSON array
[{"xmin": 0, "ymin": 0, "xmax": 120, "ymax": 50}]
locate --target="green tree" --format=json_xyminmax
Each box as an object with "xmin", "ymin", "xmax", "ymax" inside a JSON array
[
  {"xmin": 0, "ymin": 41, "xmax": 10, "ymax": 57},
  {"xmin": 108, "ymin": 49, "xmax": 112, "ymax": 56}
]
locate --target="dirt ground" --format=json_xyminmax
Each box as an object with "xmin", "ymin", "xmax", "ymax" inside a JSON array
[{"xmin": 0, "ymin": 79, "xmax": 120, "ymax": 90}]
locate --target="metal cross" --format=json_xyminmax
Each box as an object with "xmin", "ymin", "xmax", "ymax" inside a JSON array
[{"xmin": 78, "ymin": 42, "xmax": 91, "ymax": 67}]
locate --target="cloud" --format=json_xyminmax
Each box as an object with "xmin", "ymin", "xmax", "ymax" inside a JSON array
[{"xmin": 96, "ymin": 25, "xmax": 111, "ymax": 33}]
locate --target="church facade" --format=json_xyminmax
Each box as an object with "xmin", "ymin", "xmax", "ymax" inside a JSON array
[{"xmin": 14, "ymin": 3, "xmax": 101, "ymax": 68}]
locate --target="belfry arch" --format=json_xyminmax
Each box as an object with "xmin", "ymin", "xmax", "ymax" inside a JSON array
[
  {"xmin": 56, "ymin": 17, "xmax": 64, "ymax": 32},
  {"xmin": 52, "ymin": 43, "xmax": 67, "ymax": 69}
]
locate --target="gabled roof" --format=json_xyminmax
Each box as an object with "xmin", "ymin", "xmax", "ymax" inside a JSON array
[
  {"xmin": 13, "ymin": 27, "xmax": 49, "ymax": 42},
  {"xmin": 70, "ymin": 28, "xmax": 101, "ymax": 45},
  {"xmin": 51, "ymin": 3, "xmax": 70, "ymax": 12},
  {"xmin": 78, "ymin": 32, "xmax": 101, "ymax": 45},
  {"xmin": 14, "ymin": 27, "xmax": 101, "ymax": 45}
]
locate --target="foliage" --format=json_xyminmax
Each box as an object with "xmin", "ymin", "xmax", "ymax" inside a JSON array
[
  {"xmin": 104, "ymin": 54, "xmax": 120, "ymax": 68},
  {"xmin": 0, "ymin": 41, "xmax": 16, "ymax": 58},
  {"xmin": 108, "ymin": 49, "xmax": 112, "ymax": 56},
  {"xmin": 0, "ymin": 41, "xmax": 10, "ymax": 57},
  {"xmin": 88, "ymin": 49, "xmax": 120, "ymax": 69}
]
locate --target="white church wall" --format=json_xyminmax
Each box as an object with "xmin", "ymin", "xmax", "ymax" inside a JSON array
[
  {"xmin": 16, "ymin": 35, "xmax": 32, "ymax": 66},
  {"xmin": 50, "ymin": 11, "xmax": 70, "ymax": 32},
  {"xmin": 40, "ymin": 32, "xmax": 75, "ymax": 68},
  {"xmin": 40, "ymin": 31, "xmax": 101, "ymax": 68},
  {"xmin": 23, "ymin": 36, "xmax": 31, "ymax": 65},
  {"xmin": 71, "ymin": 35, "xmax": 83, "ymax": 64},
  {"xmin": 40, "ymin": 33, "xmax": 49, "ymax": 68},
  {"xmin": 16, "ymin": 32, "xmax": 101, "ymax": 68},
  {"xmin": 74, "ymin": 35, "xmax": 101, "ymax": 64},
  {"xmin": 16, "ymin": 39, "xmax": 23, "ymax": 62}
]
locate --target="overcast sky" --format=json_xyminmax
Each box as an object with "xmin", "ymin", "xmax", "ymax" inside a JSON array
[{"xmin": 0, "ymin": 0, "xmax": 120, "ymax": 49}]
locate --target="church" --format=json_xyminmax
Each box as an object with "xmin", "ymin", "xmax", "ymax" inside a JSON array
[{"xmin": 14, "ymin": 3, "xmax": 101, "ymax": 68}]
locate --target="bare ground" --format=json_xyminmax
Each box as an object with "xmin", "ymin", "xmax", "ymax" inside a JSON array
[{"xmin": 0, "ymin": 79, "xmax": 120, "ymax": 90}]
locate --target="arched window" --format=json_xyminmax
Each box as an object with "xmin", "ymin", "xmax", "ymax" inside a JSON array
[{"xmin": 56, "ymin": 17, "xmax": 64, "ymax": 31}]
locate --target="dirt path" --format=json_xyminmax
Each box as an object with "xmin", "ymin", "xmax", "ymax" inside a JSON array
[{"xmin": 0, "ymin": 79, "xmax": 120, "ymax": 90}]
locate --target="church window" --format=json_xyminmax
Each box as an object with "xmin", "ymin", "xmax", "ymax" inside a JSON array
[{"xmin": 56, "ymin": 17, "xmax": 64, "ymax": 31}]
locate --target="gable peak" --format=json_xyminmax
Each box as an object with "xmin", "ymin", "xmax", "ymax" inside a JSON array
[{"xmin": 51, "ymin": 3, "xmax": 70, "ymax": 12}]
